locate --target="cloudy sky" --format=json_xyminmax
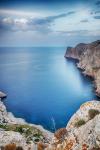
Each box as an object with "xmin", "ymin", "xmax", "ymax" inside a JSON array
[{"xmin": 0, "ymin": 0, "xmax": 100, "ymax": 46}]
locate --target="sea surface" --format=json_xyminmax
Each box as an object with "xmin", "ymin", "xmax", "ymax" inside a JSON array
[{"xmin": 0, "ymin": 47, "xmax": 97, "ymax": 132}]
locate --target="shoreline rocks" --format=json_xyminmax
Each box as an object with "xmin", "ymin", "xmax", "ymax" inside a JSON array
[
  {"xmin": 0, "ymin": 91, "xmax": 7, "ymax": 99},
  {"xmin": 0, "ymin": 100, "xmax": 53, "ymax": 149},
  {"xmin": 65, "ymin": 40, "xmax": 100, "ymax": 97}
]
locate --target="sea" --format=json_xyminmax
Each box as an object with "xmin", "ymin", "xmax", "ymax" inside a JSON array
[{"xmin": 0, "ymin": 47, "xmax": 97, "ymax": 132}]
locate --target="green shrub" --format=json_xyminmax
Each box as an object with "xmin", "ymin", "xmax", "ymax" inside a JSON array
[
  {"xmin": 88, "ymin": 109, "xmax": 100, "ymax": 120},
  {"xmin": 74, "ymin": 119, "xmax": 86, "ymax": 127},
  {"xmin": 0, "ymin": 124, "xmax": 6, "ymax": 129},
  {"xmin": 16, "ymin": 146, "xmax": 23, "ymax": 150},
  {"xmin": 15, "ymin": 126, "xmax": 24, "ymax": 133},
  {"xmin": 0, "ymin": 123, "xmax": 43, "ymax": 143}
]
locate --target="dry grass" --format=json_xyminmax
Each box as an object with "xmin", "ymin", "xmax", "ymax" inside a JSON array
[{"xmin": 54, "ymin": 128, "xmax": 67, "ymax": 140}]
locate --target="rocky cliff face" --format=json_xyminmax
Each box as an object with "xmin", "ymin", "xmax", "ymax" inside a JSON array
[
  {"xmin": 65, "ymin": 40, "xmax": 100, "ymax": 97},
  {"xmin": 0, "ymin": 100, "xmax": 53, "ymax": 150},
  {"xmin": 0, "ymin": 100, "xmax": 100, "ymax": 150},
  {"xmin": 46, "ymin": 101, "xmax": 100, "ymax": 150}
]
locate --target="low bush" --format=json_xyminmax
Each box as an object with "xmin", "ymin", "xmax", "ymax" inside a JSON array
[
  {"xmin": 15, "ymin": 126, "xmax": 24, "ymax": 134},
  {"xmin": 5, "ymin": 144, "xmax": 16, "ymax": 150},
  {"xmin": 54, "ymin": 128, "xmax": 67, "ymax": 140},
  {"xmin": 74, "ymin": 119, "xmax": 86, "ymax": 127},
  {"xmin": 91, "ymin": 148, "xmax": 100, "ymax": 150},
  {"xmin": 0, "ymin": 123, "xmax": 43, "ymax": 143},
  {"xmin": 0, "ymin": 124, "xmax": 7, "ymax": 129},
  {"xmin": 37, "ymin": 142, "xmax": 47, "ymax": 150},
  {"xmin": 16, "ymin": 146, "xmax": 23, "ymax": 150},
  {"xmin": 88, "ymin": 109, "xmax": 100, "ymax": 120}
]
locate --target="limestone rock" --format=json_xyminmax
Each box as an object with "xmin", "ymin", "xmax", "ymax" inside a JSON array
[
  {"xmin": 65, "ymin": 40, "xmax": 100, "ymax": 96},
  {"xmin": 46, "ymin": 101, "xmax": 100, "ymax": 150}
]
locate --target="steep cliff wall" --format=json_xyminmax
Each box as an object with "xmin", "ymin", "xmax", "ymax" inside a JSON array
[
  {"xmin": 46, "ymin": 101, "xmax": 100, "ymax": 150},
  {"xmin": 65, "ymin": 40, "xmax": 100, "ymax": 97}
]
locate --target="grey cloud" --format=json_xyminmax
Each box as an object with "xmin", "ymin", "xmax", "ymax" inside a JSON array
[
  {"xmin": 91, "ymin": 10, "xmax": 100, "ymax": 15},
  {"xmin": 94, "ymin": 16, "xmax": 100, "ymax": 19},
  {"xmin": 80, "ymin": 19, "xmax": 88, "ymax": 23},
  {"xmin": 0, "ymin": 18, "xmax": 29, "ymax": 32},
  {"xmin": 56, "ymin": 30, "xmax": 88, "ymax": 35},
  {"xmin": 95, "ymin": 10, "xmax": 100, "ymax": 14},
  {"xmin": 56, "ymin": 30, "xmax": 100, "ymax": 37},
  {"xmin": 28, "ymin": 11, "xmax": 75, "ymax": 25},
  {"xmin": 46, "ymin": 11, "xmax": 75, "ymax": 21},
  {"xmin": 0, "ymin": 11, "xmax": 75, "ymax": 33},
  {"xmin": 95, "ymin": 0, "xmax": 100, "ymax": 5}
]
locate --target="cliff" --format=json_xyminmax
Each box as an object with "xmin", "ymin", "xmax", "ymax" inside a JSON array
[
  {"xmin": 46, "ymin": 101, "xmax": 100, "ymax": 150},
  {"xmin": 0, "ymin": 100, "xmax": 53, "ymax": 150},
  {"xmin": 65, "ymin": 40, "xmax": 100, "ymax": 97},
  {"xmin": 0, "ymin": 100, "xmax": 100, "ymax": 150}
]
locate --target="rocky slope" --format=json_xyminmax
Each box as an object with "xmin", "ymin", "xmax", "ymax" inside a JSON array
[
  {"xmin": 0, "ymin": 99, "xmax": 100, "ymax": 150},
  {"xmin": 0, "ymin": 99, "xmax": 53, "ymax": 150},
  {"xmin": 65, "ymin": 40, "xmax": 100, "ymax": 97},
  {"xmin": 46, "ymin": 101, "xmax": 100, "ymax": 150}
]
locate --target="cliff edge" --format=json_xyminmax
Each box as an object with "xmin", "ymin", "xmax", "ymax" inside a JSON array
[
  {"xmin": 46, "ymin": 101, "xmax": 100, "ymax": 150},
  {"xmin": 0, "ymin": 100, "xmax": 53, "ymax": 150},
  {"xmin": 65, "ymin": 40, "xmax": 100, "ymax": 97},
  {"xmin": 0, "ymin": 100, "xmax": 100, "ymax": 150}
]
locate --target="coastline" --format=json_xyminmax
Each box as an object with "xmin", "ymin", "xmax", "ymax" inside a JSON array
[
  {"xmin": 0, "ymin": 98, "xmax": 53, "ymax": 141},
  {"xmin": 65, "ymin": 40, "xmax": 100, "ymax": 98},
  {"xmin": 0, "ymin": 40, "xmax": 100, "ymax": 149},
  {"xmin": 66, "ymin": 57, "xmax": 100, "ymax": 98},
  {"xmin": 1, "ymin": 96, "xmax": 100, "ymax": 149}
]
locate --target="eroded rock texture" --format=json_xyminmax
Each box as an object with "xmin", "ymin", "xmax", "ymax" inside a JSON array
[{"xmin": 65, "ymin": 40, "xmax": 100, "ymax": 96}]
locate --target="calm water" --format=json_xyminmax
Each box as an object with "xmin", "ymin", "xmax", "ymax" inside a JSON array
[{"xmin": 0, "ymin": 47, "xmax": 97, "ymax": 132}]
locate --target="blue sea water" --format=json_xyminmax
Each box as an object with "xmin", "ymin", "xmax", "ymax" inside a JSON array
[{"xmin": 0, "ymin": 47, "xmax": 97, "ymax": 132}]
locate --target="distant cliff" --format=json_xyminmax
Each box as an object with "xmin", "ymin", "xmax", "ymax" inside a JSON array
[{"xmin": 65, "ymin": 40, "xmax": 100, "ymax": 97}]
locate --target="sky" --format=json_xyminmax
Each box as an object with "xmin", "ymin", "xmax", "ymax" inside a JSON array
[{"xmin": 0, "ymin": 0, "xmax": 100, "ymax": 46}]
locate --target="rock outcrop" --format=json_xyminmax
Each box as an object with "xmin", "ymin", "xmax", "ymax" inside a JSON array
[
  {"xmin": 0, "ymin": 91, "xmax": 7, "ymax": 99},
  {"xmin": 0, "ymin": 100, "xmax": 53, "ymax": 150},
  {"xmin": 0, "ymin": 99, "xmax": 100, "ymax": 150},
  {"xmin": 46, "ymin": 101, "xmax": 100, "ymax": 150},
  {"xmin": 65, "ymin": 40, "xmax": 100, "ymax": 97}
]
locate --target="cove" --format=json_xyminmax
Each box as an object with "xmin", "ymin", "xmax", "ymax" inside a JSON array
[{"xmin": 0, "ymin": 47, "xmax": 97, "ymax": 132}]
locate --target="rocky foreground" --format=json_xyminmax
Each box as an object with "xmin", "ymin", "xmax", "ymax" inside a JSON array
[
  {"xmin": 46, "ymin": 101, "xmax": 100, "ymax": 150},
  {"xmin": 65, "ymin": 40, "xmax": 100, "ymax": 97},
  {"xmin": 0, "ymin": 99, "xmax": 100, "ymax": 150},
  {"xmin": 0, "ymin": 100, "xmax": 53, "ymax": 150}
]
